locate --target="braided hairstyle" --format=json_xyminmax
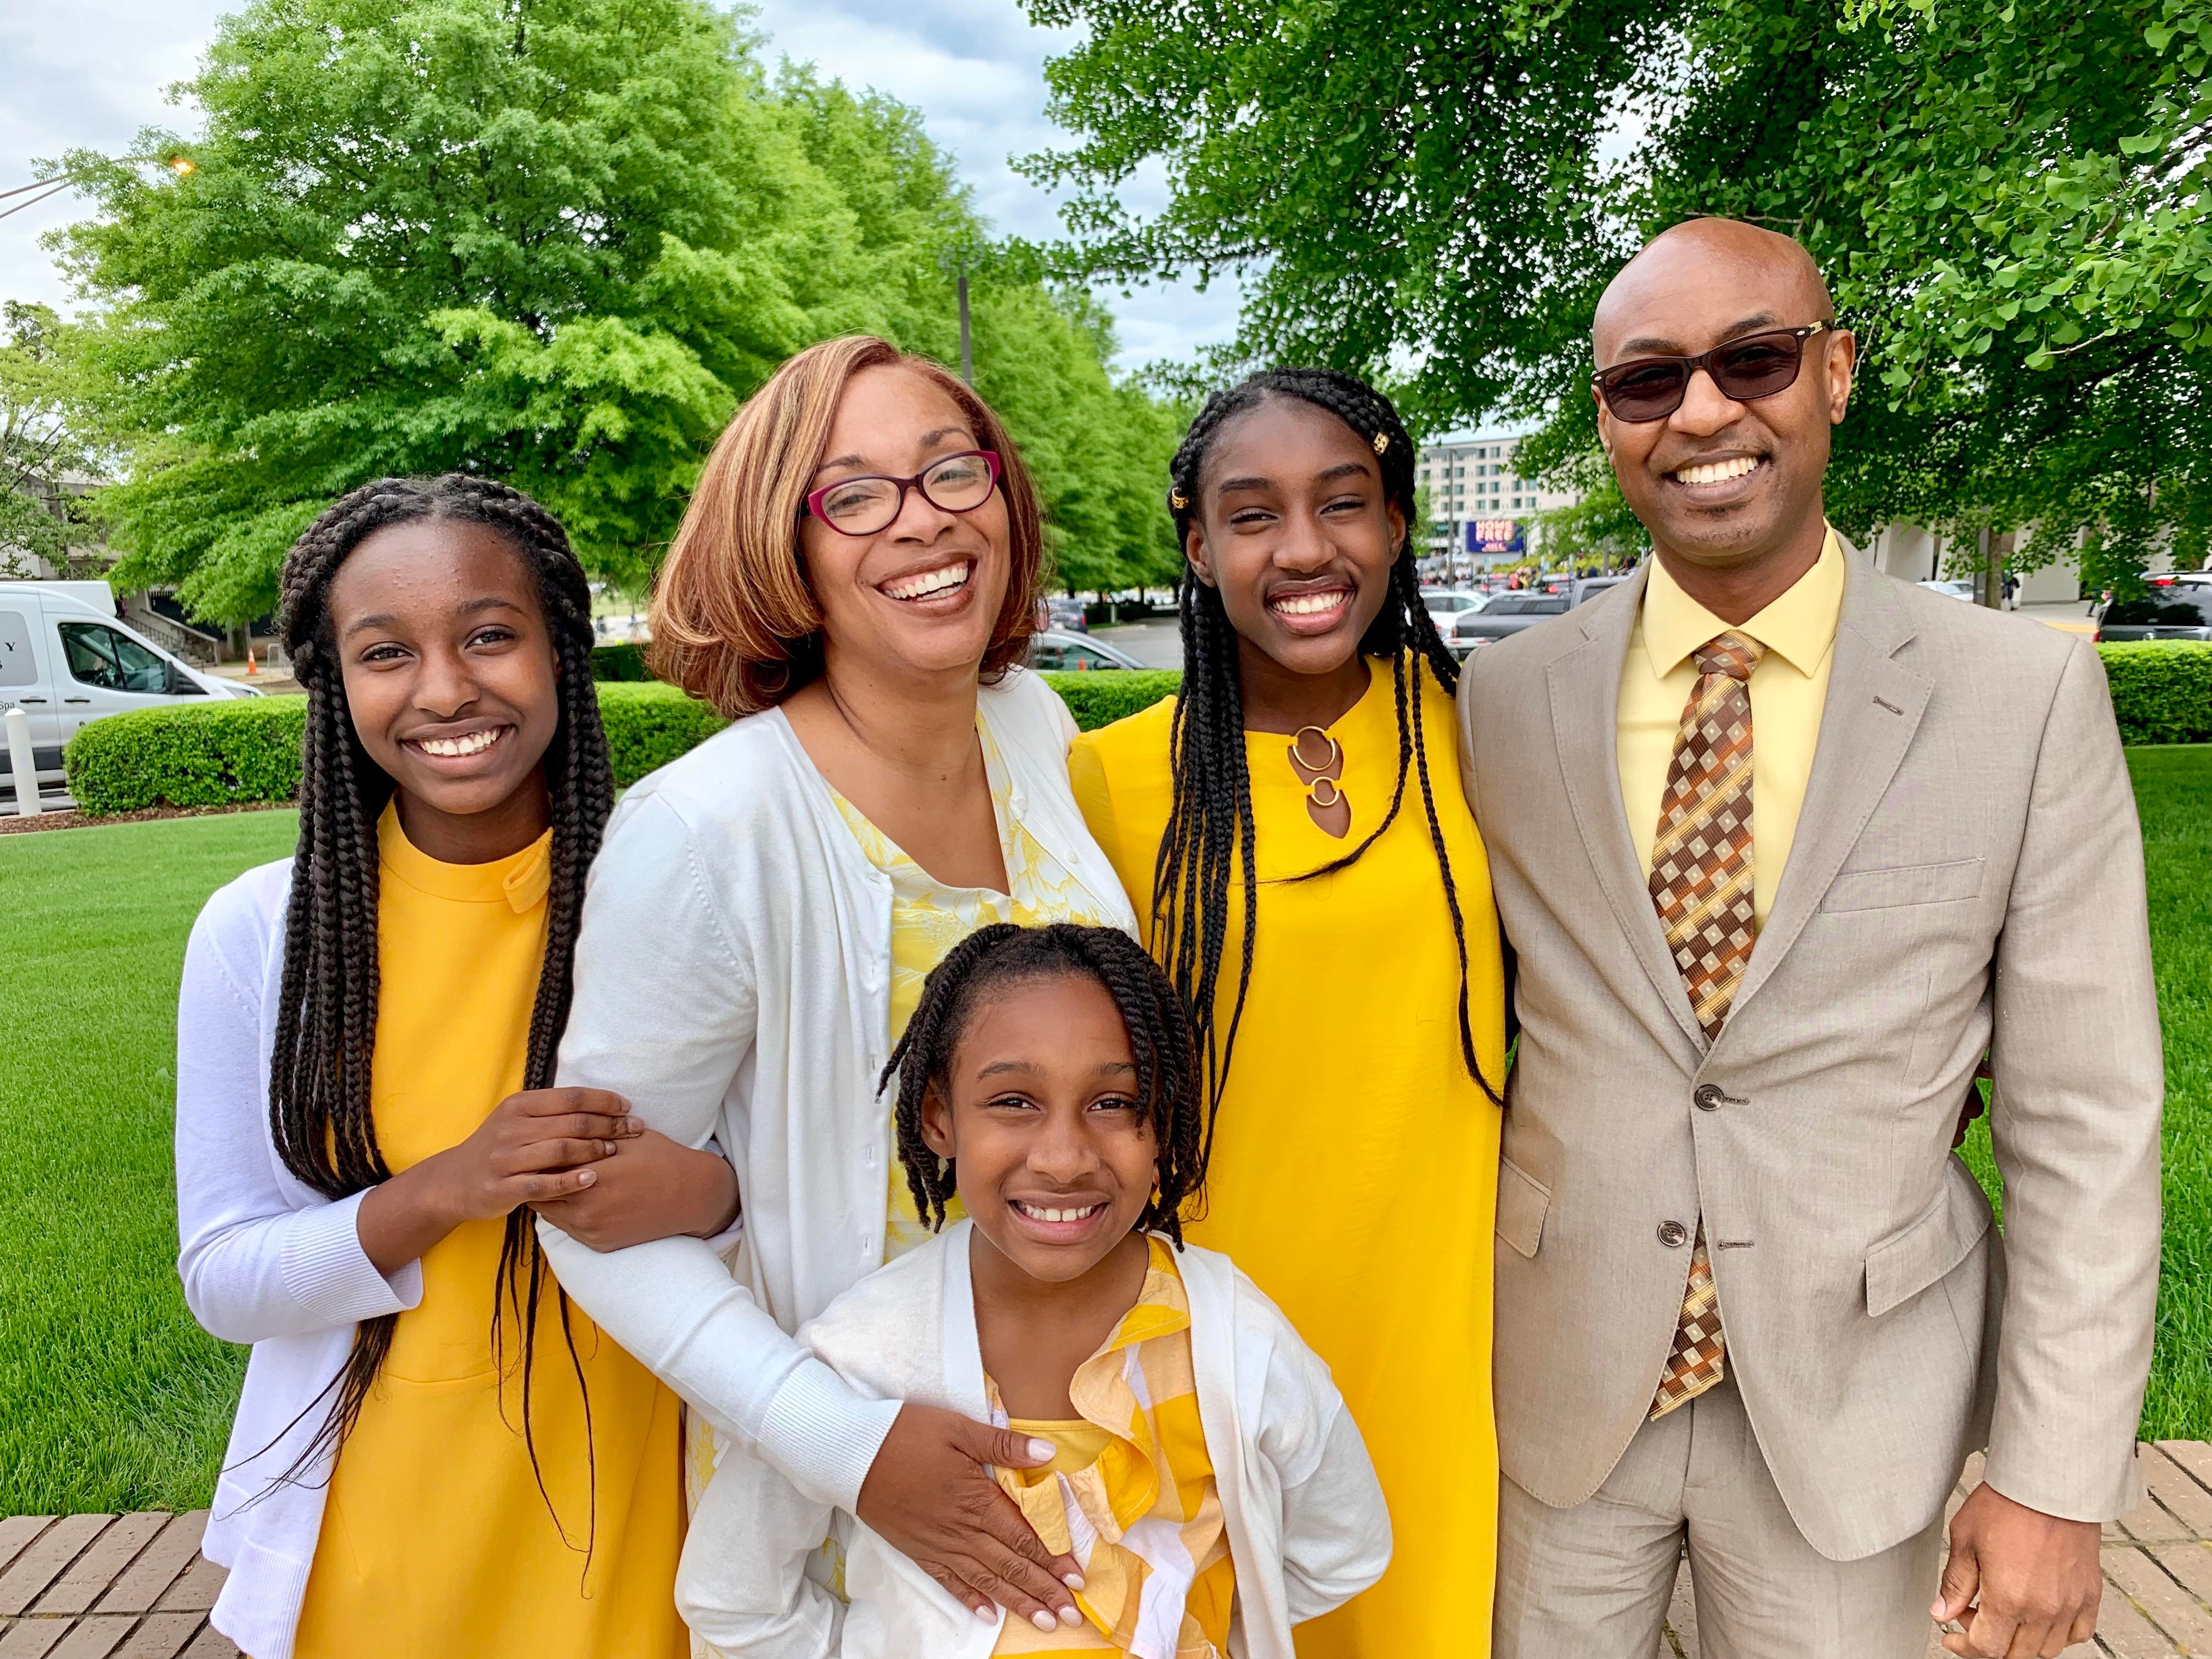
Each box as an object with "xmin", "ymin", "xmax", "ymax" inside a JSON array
[
  {"xmin": 1158, "ymin": 369, "xmax": 1505, "ymax": 1145},
  {"xmin": 261, "ymin": 475, "xmax": 613, "ymax": 1539},
  {"xmin": 879, "ymin": 924, "xmax": 1206, "ymax": 1245}
]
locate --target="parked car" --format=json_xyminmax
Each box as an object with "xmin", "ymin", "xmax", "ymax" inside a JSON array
[
  {"xmin": 1045, "ymin": 595, "xmax": 1090, "ymax": 634},
  {"xmin": 1918, "ymin": 579, "xmax": 1978, "ymax": 602},
  {"xmin": 0, "ymin": 580, "xmax": 259, "ymax": 803},
  {"xmin": 2096, "ymin": 591, "xmax": 2212, "ymax": 642},
  {"xmin": 1449, "ymin": 575, "xmax": 1629, "ymax": 658},
  {"xmin": 1421, "ymin": 589, "xmax": 1489, "ymax": 633},
  {"xmin": 1025, "ymin": 629, "xmax": 1148, "ymax": 672}
]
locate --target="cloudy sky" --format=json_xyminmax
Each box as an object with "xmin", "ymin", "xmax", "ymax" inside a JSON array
[{"xmin": 0, "ymin": 0, "xmax": 1243, "ymax": 371}]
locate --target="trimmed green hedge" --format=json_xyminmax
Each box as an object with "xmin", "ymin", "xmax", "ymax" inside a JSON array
[
  {"xmin": 64, "ymin": 650, "xmax": 2209, "ymax": 817},
  {"xmin": 61, "ymin": 670, "xmax": 1184, "ymax": 815},
  {"xmin": 591, "ymin": 641, "xmax": 652, "ymax": 681},
  {"xmin": 1039, "ymin": 669, "xmax": 1181, "ymax": 732},
  {"xmin": 64, "ymin": 698, "xmax": 309, "ymax": 815},
  {"xmin": 2101, "ymin": 642, "xmax": 2212, "ymax": 746},
  {"xmin": 595, "ymin": 681, "xmax": 729, "ymax": 787}
]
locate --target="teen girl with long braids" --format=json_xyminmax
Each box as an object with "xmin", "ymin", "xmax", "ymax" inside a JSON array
[
  {"xmin": 174, "ymin": 476, "xmax": 739, "ymax": 1659},
  {"xmin": 1068, "ymin": 370, "xmax": 1510, "ymax": 1657}
]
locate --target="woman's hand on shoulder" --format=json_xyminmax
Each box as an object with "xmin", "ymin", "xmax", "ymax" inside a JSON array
[
  {"xmin": 855, "ymin": 1403, "xmax": 1084, "ymax": 1634},
  {"xmin": 530, "ymin": 1128, "xmax": 741, "ymax": 1252}
]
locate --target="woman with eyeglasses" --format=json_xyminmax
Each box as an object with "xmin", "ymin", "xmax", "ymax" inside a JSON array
[{"xmin": 535, "ymin": 336, "xmax": 1135, "ymax": 1637}]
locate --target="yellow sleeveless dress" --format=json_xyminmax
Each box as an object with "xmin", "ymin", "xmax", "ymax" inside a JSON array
[
  {"xmin": 1068, "ymin": 657, "xmax": 1505, "ymax": 1659},
  {"xmin": 291, "ymin": 806, "xmax": 688, "ymax": 1658}
]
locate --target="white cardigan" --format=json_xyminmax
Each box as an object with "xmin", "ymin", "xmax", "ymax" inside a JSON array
[
  {"xmin": 173, "ymin": 856, "xmax": 428, "ymax": 1659},
  {"xmin": 677, "ymin": 1223, "xmax": 1392, "ymax": 1659},
  {"xmin": 538, "ymin": 668, "xmax": 1139, "ymax": 1512}
]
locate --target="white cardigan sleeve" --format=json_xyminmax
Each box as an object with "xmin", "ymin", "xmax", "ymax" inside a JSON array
[
  {"xmin": 173, "ymin": 871, "xmax": 424, "ymax": 1345},
  {"xmin": 1260, "ymin": 1346, "xmax": 1392, "ymax": 1625},
  {"xmin": 538, "ymin": 791, "xmax": 900, "ymax": 1512}
]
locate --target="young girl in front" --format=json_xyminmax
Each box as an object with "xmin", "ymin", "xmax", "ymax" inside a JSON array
[
  {"xmin": 174, "ymin": 476, "xmax": 740, "ymax": 1659},
  {"xmin": 676, "ymin": 922, "xmax": 1389, "ymax": 1659}
]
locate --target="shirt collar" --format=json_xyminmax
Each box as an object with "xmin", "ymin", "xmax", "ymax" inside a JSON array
[{"xmin": 1639, "ymin": 527, "xmax": 1846, "ymax": 681}]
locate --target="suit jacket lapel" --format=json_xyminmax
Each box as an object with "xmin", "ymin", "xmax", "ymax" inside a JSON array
[
  {"xmin": 1547, "ymin": 570, "xmax": 1708, "ymax": 1051},
  {"xmin": 1730, "ymin": 556, "xmax": 1931, "ymax": 1022}
]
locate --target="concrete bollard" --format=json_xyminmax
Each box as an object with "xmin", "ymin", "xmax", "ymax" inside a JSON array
[{"xmin": 4, "ymin": 703, "xmax": 40, "ymax": 816}]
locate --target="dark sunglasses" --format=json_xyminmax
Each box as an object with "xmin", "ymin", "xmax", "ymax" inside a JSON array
[
  {"xmin": 1590, "ymin": 323, "xmax": 1832, "ymax": 422},
  {"xmin": 802, "ymin": 449, "xmax": 1003, "ymax": 538}
]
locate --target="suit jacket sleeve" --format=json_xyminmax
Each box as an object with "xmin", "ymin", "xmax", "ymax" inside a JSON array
[{"xmin": 1982, "ymin": 638, "xmax": 2163, "ymax": 1521}]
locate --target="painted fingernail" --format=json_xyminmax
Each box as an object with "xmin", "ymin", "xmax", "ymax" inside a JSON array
[
  {"xmin": 1058, "ymin": 1605, "xmax": 1082, "ymax": 1627},
  {"xmin": 577, "ymin": 1169, "xmax": 596, "ymax": 1186},
  {"xmin": 1027, "ymin": 1438, "xmax": 1054, "ymax": 1462},
  {"xmin": 1062, "ymin": 1574, "xmax": 1085, "ymax": 1591},
  {"xmin": 973, "ymin": 1606, "xmax": 996, "ymax": 1624},
  {"xmin": 1031, "ymin": 1611, "xmax": 1057, "ymax": 1632}
]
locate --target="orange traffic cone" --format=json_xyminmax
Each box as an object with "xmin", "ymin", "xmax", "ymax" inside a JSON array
[{"xmin": 246, "ymin": 648, "xmax": 258, "ymax": 676}]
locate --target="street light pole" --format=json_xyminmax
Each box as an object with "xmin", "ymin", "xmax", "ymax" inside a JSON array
[{"xmin": 957, "ymin": 268, "xmax": 973, "ymax": 387}]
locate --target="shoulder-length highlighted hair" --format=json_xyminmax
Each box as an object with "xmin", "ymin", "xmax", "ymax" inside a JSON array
[{"xmin": 650, "ymin": 335, "xmax": 1046, "ymax": 718}]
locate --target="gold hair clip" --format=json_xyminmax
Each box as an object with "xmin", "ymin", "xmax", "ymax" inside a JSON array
[
  {"xmin": 1170, "ymin": 489, "xmax": 1189, "ymax": 509},
  {"xmin": 1373, "ymin": 431, "xmax": 1390, "ymax": 454}
]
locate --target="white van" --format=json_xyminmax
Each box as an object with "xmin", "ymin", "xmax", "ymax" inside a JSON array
[{"xmin": 0, "ymin": 580, "xmax": 260, "ymax": 802}]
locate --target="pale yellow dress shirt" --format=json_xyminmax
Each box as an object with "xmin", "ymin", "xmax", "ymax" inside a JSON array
[{"xmin": 1617, "ymin": 530, "xmax": 1847, "ymax": 928}]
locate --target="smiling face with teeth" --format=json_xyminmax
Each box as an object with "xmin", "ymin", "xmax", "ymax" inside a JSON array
[
  {"xmin": 329, "ymin": 519, "xmax": 562, "ymax": 864},
  {"xmin": 919, "ymin": 970, "xmax": 1161, "ymax": 1295},
  {"xmin": 798, "ymin": 365, "xmax": 1016, "ymax": 693},
  {"xmin": 1592, "ymin": 219, "xmax": 1858, "ymax": 613},
  {"xmin": 1184, "ymin": 395, "xmax": 1406, "ymax": 723}
]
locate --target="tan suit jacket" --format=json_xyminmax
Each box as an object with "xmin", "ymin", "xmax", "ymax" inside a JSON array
[{"xmin": 1457, "ymin": 552, "xmax": 2162, "ymax": 1561}]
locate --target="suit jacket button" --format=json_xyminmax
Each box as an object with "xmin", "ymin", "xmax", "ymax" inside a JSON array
[
  {"xmin": 1694, "ymin": 1084, "xmax": 1723, "ymax": 1111},
  {"xmin": 1658, "ymin": 1220, "xmax": 1689, "ymax": 1248}
]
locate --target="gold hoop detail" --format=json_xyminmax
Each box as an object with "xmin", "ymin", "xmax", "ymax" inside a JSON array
[
  {"xmin": 1308, "ymin": 776, "xmax": 1343, "ymax": 809},
  {"xmin": 1287, "ymin": 725, "xmax": 1339, "ymax": 775}
]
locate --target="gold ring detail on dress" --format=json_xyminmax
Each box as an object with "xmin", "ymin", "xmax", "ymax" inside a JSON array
[
  {"xmin": 1308, "ymin": 776, "xmax": 1344, "ymax": 810},
  {"xmin": 1288, "ymin": 726, "xmax": 1339, "ymax": 775}
]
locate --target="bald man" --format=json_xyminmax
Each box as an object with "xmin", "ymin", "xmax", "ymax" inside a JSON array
[{"xmin": 1457, "ymin": 218, "xmax": 2162, "ymax": 1659}]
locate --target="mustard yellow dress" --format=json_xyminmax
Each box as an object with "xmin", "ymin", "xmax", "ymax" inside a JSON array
[
  {"xmin": 292, "ymin": 806, "xmax": 689, "ymax": 1658},
  {"xmin": 1068, "ymin": 656, "xmax": 1505, "ymax": 1659}
]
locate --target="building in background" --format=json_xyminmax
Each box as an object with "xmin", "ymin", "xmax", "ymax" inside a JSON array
[{"xmin": 1417, "ymin": 433, "xmax": 1582, "ymax": 577}]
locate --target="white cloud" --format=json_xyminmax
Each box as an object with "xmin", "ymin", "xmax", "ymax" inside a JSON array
[{"xmin": 0, "ymin": 0, "xmax": 1238, "ymax": 372}]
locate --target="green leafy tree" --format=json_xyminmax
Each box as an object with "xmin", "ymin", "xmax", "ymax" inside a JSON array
[
  {"xmin": 52, "ymin": 5, "xmax": 1183, "ymax": 621},
  {"xmin": 54, "ymin": 0, "xmax": 866, "ymax": 618},
  {"xmin": 1024, "ymin": 0, "xmax": 2212, "ymax": 591},
  {"xmin": 0, "ymin": 302, "xmax": 103, "ymax": 579}
]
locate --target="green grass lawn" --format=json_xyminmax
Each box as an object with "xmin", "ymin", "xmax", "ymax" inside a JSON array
[
  {"xmin": 1, "ymin": 810, "xmax": 296, "ymax": 1515},
  {"xmin": 2, "ymin": 752, "xmax": 2208, "ymax": 1515}
]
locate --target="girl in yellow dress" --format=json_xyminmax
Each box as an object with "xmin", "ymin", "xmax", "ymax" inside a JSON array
[
  {"xmin": 1068, "ymin": 371, "xmax": 1509, "ymax": 1659},
  {"xmin": 175, "ymin": 476, "xmax": 739, "ymax": 1659}
]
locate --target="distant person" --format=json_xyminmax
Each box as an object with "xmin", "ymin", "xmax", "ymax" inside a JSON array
[
  {"xmin": 1459, "ymin": 217, "xmax": 2160, "ymax": 1659},
  {"xmin": 175, "ymin": 476, "xmax": 740, "ymax": 1659},
  {"xmin": 679, "ymin": 922, "xmax": 1390, "ymax": 1657},
  {"xmin": 534, "ymin": 336, "xmax": 1136, "ymax": 1635},
  {"xmin": 1070, "ymin": 368, "xmax": 1508, "ymax": 1657}
]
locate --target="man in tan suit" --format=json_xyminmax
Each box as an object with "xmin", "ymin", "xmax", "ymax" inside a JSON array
[{"xmin": 1458, "ymin": 218, "xmax": 2162, "ymax": 1659}]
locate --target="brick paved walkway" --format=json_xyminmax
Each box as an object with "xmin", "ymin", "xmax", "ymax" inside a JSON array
[{"xmin": 12, "ymin": 1444, "xmax": 2212, "ymax": 1658}]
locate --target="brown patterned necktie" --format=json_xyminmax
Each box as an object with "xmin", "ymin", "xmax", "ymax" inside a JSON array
[{"xmin": 1647, "ymin": 630, "xmax": 1767, "ymax": 1420}]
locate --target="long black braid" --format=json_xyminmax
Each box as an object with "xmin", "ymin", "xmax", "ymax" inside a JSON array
[
  {"xmin": 879, "ymin": 923, "xmax": 1207, "ymax": 1245},
  {"xmin": 256, "ymin": 475, "xmax": 613, "ymax": 1552},
  {"xmin": 1156, "ymin": 369, "xmax": 1506, "ymax": 1150}
]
